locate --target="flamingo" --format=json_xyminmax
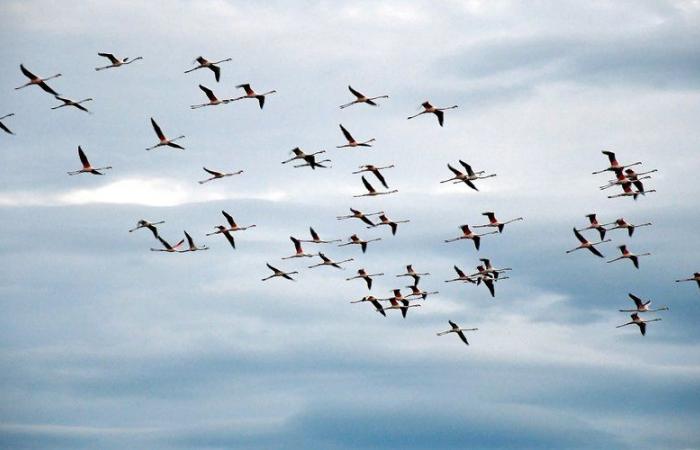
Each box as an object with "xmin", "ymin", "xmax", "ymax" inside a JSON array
[
  {"xmin": 354, "ymin": 176, "xmax": 398, "ymax": 197},
  {"xmin": 146, "ymin": 118, "xmax": 185, "ymax": 150},
  {"xmin": 282, "ymin": 237, "xmax": 314, "ymax": 259},
  {"xmin": 190, "ymin": 85, "xmax": 235, "ymax": 109},
  {"xmin": 178, "ymin": 231, "xmax": 209, "ymax": 252},
  {"xmin": 281, "ymin": 147, "xmax": 326, "ymax": 164},
  {"xmin": 407, "ymin": 101, "xmax": 458, "ymax": 127},
  {"xmin": 16, "ymin": 64, "xmax": 61, "ymax": 95},
  {"xmin": 352, "ymin": 164, "xmax": 394, "ymax": 189},
  {"xmin": 437, "ymin": 321, "xmax": 478, "ymax": 346},
  {"xmin": 206, "ymin": 211, "xmax": 256, "ymax": 248},
  {"xmin": 337, "ymin": 124, "xmax": 375, "ymax": 148},
  {"xmin": 339, "ymin": 85, "xmax": 388, "ymax": 109},
  {"xmin": 350, "ymin": 295, "xmax": 387, "ymax": 317},
  {"xmin": 128, "ymin": 219, "xmax": 164, "ymax": 238},
  {"xmin": 293, "ymin": 153, "xmax": 331, "ymax": 169},
  {"xmin": 445, "ymin": 265, "xmax": 477, "ymax": 283},
  {"xmin": 150, "ymin": 235, "xmax": 185, "ymax": 253},
  {"xmin": 232, "ymin": 84, "xmax": 276, "ymax": 109},
  {"xmin": 51, "ymin": 96, "xmax": 93, "ymax": 113},
  {"xmin": 338, "ymin": 234, "xmax": 381, "ymax": 253},
  {"xmin": 619, "ymin": 293, "xmax": 668, "ymax": 313},
  {"xmin": 308, "ymin": 252, "xmax": 354, "ymax": 269},
  {"xmin": 380, "ymin": 289, "xmax": 421, "ymax": 318},
  {"xmin": 607, "ymin": 181, "xmax": 655, "ymax": 200},
  {"xmin": 262, "ymin": 263, "xmax": 298, "ymax": 281},
  {"xmin": 616, "ymin": 313, "xmax": 661, "ymax": 336},
  {"xmin": 0, "ymin": 114, "xmax": 15, "ymax": 135},
  {"xmin": 405, "ymin": 285, "xmax": 439, "ymax": 300},
  {"xmin": 566, "ymin": 228, "xmax": 610, "ymax": 258},
  {"xmin": 602, "ymin": 218, "xmax": 652, "ymax": 237},
  {"xmin": 368, "ymin": 213, "xmax": 410, "ymax": 236},
  {"xmin": 396, "ymin": 265, "xmax": 430, "ymax": 286},
  {"xmin": 336, "ymin": 208, "xmax": 383, "ymax": 226},
  {"xmin": 676, "ymin": 273, "xmax": 700, "ymax": 289},
  {"xmin": 474, "ymin": 212, "xmax": 523, "ymax": 233},
  {"xmin": 607, "ymin": 245, "xmax": 651, "ymax": 269},
  {"xmin": 440, "ymin": 161, "xmax": 496, "ymax": 191},
  {"xmin": 599, "ymin": 168, "xmax": 654, "ymax": 191},
  {"xmin": 624, "ymin": 169, "xmax": 654, "ymax": 195},
  {"xmin": 67, "ymin": 146, "xmax": 112, "ymax": 175},
  {"xmin": 95, "ymin": 53, "xmax": 143, "ymax": 71},
  {"xmin": 477, "ymin": 258, "xmax": 512, "ymax": 280},
  {"xmin": 592, "ymin": 150, "xmax": 642, "ymax": 175},
  {"xmin": 444, "ymin": 225, "xmax": 498, "ymax": 250},
  {"xmin": 299, "ymin": 227, "xmax": 341, "ymax": 244},
  {"xmin": 470, "ymin": 266, "xmax": 506, "ymax": 297},
  {"xmin": 184, "ymin": 56, "xmax": 232, "ymax": 82},
  {"xmin": 346, "ymin": 268, "xmax": 384, "ymax": 290},
  {"xmin": 576, "ymin": 214, "xmax": 607, "ymax": 240},
  {"xmin": 198, "ymin": 167, "xmax": 244, "ymax": 184}
]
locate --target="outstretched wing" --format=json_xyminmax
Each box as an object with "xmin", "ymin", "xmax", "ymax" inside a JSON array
[
  {"xmin": 459, "ymin": 160, "xmax": 475, "ymax": 176},
  {"xmin": 361, "ymin": 176, "xmax": 375, "ymax": 193},
  {"xmin": 150, "ymin": 118, "xmax": 165, "ymax": 140},
  {"xmin": 78, "ymin": 146, "xmax": 90, "ymax": 168},
  {"xmin": 339, "ymin": 124, "xmax": 354, "ymax": 142},
  {"xmin": 203, "ymin": 167, "xmax": 222, "ymax": 176},
  {"xmin": 628, "ymin": 293, "xmax": 644, "ymax": 309},
  {"xmin": 573, "ymin": 227, "xmax": 587, "ymax": 244},
  {"xmin": 199, "ymin": 84, "xmax": 217, "ymax": 101},
  {"xmin": 20, "ymin": 64, "xmax": 37, "ymax": 80},
  {"xmin": 309, "ymin": 227, "xmax": 320, "ymax": 241},
  {"xmin": 222, "ymin": 210, "xmax": 236, "ymax": 228},
  {"xmin": 372, "ymin": 169, "xmax": 388, "ymax": 189},
  {"xmin": 98, "ymin": 52, "xmax": 119, "ymax": 64},
  {"xmin": 348, "ymin": 85, "xmax": 364, "ymax": 99},
  {"xmin": 587, "ymin": 245, "xmax": 604, "ymax": 258}
]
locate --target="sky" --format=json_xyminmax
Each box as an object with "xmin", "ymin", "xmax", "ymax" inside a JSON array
[{"xmin": 0, "ymin": 1, "xmax": 699, "ymax": 449}]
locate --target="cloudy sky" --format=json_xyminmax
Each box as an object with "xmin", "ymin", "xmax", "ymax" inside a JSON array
[{"xmin": 1, "ymin": 1, "xmax": 699, "ymax": 449}]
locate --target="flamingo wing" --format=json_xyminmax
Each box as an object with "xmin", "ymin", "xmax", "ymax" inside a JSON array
[{"xmin": 78, "ymin": 146, "xmax": 91, "ymax": 168}]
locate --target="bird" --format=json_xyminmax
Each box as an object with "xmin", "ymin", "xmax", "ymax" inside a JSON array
[
  {"xmin": 396, "ymin": 265, "xmax": 430, "ymax": 286},
  {"xmin": 407, "ymin": 101, "xmax": 458, "ymax": 127},
  {"xmin": 576, "ymin": 214, "xmax": 608, "ymax": 240},
  {"xmin": 368, "ymin": 213, "xmax": 410, "ymax": 236},
  {"xmin": 607, "ymin": 245, "xmax": 651, "ymax": 269},
  {"xmin": 624, "ymin": 168, "xmax": 654, "ymax": 195},
  {"xmin": 477, "ymin": 258, "xmax": 512, "ymax": 280},
  {"xmin": 336, "ymin": 208, "xmax": 383, "ymax": 226},
  {"xmin": 308, "ymin": 252, "xmax": 354, "ymax": 269},
  {"xmin": 146, "ymin": 118, "xmax": 186, "ymax": 150},
  {"xmin": 262, "ymin": 263, "xmax": 298, "ymax": 281},
  {"xmin": 95, "ymin": 53, "xmax": 143, "ymax": 71},
  {"xmin": 444, "ymin": 225, "xmax": 498, "ymax": 250},
  {"xmin": 354, "ymin": 176, "xmax": 398, "ymax": 197},
  {"xmin": 206, "ymin": 211, "xmax": 256, "ymax": 248},
  {"xmin": 352, "ymin": 164, "xmax": 394, "ymax": 189},
  {"xmin": 190, "ymin": 85, "xmax": 235, "ymax": 109},
  {"xmin": 15, "ymin": 64, "xmax": 61, "ymax": 95},
  {"xmin": 336, "ymin": 124, "xmax": 375, "ymax": 148},
  {"xmin": 607, "ymin": 181, "xmax": 656, "ymax": 200},
  {"xmin": 474, "ymin": 212, "xmax": 523, "ymax": 233},
  {"xmin": 184, "ymin": 56, "xmax": 232, "ymax": 82},
  {"xmin": 592, "ymin": 150, "xmax": 642, "ymax": 175},
  {"xmin": 198, "ymin": 167, "xmax": 244, "ymax": 184},
  {"xmin": 338, "ymin": 234, "xmax": 381, "ymax": 253},
  {"xmin": 0, "ymin": 113, "xmax": 15, "ymax": 135},
  {"xmin": 440, "ymin": 160, "xmax": 496, "ymax": 191},
  {"xmin": 67, "ymin": 146, "xmax": 112, "ymax": 175},
  {"xmin": 128, "ymin": 219, "xmax": 164, "ymax": 237},
  {"xmin": 293, "ymin": 153, "xmax": 331, "ymax": 169},
  {"xmin": 281, "ymin": 147, "xmax": 326, "ymax": 164},
  {"xmin": 676, "ymin": 273, "xmax": 700, "ymax": 289},
  {"xmin": 616, "ymin": 313, "xmax": 661, "ymax": 336},
  {"xmin": 339, "ymin": 85, "xmax": 389, "ymax": 109},
  {"xmin": 599, "ymin": 168, "xmax": 654, "ymax": 191},
  {"xmin": 601, "ymin": 218, "xmax": 652, "ymax": 237},
  {"xmin": 350, "ymin": 296, "xmax": 387, "ymax": 317},
  {"xmin": 51, "ymin": 96, "xmax": 93, "ymax": 113},
  {"xmin": 282, "ymin": 237, "xmax": 315, "ymax": 259},
  {"xmin": 618, "ymin": 293, "xmax": 669, "ymax": 313},
  {"xmin": 478, "ymin": 269, "xmax": 502, "ymax": 298},
  {"xmin": 346, "ymin": 268, "xmax": 384, "ymax": 290},
  {"xmin": 232, "ymin": 83, "xmax": 277, "ymax": 109},
  {"xmin": 299, "ymin": 227, "xmax": 341, "ymax": 244},
  {"xmin": 178, "ymin": 231, "xmax": 209, "ymax": 252},
  {"xmin": 381, "ymin": 289, "xmax": 420, "ymax": 318},
  {"xmin": 404, "ymin": 285, "xmax": 439, "ymax": 300},
  {"xmin": 565, "ymin": 228, "xmax": 610, "ymax": 258},
  {"xmin": 445, "ymin": 266, "xmax": 477, "ymax": 283},
  {"xmin": 150, "ymin": 235, "xmax": 185, "ymax": 253},
  {"xmin": 436, "ymin": 321, "xmax": 478, "ymax": 346}
]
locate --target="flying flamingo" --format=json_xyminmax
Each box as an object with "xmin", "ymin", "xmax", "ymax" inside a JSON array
[
  {"xmin": 381, "ymin": 289, "xmax": 421, "ymax": 318},
  {"xmin": 396, "ymin": 265, "xmax": 430, "ymax": 286},
  {"xmin": 608, "ymin": 181, "xmax": 656, "ymax": 200},
  {"xmin": 346, "ymin": 268, "xmax": 384, "ymax": 290},
  {"xmin": 576, "ymin": 214, "xmax": 607, "ymax": 240},
  {"xmin": 599, "ymin": 168, "xmax": 654, "ymax": 191},
  {"xmin": 607, "ymin": 245, "xmax": 651, "ymax": 269},
  {"xmin": 405, "ymin": 285, "xmax": 439, "ymax": 300},
  {"xmin": 16, "ymin": 64, "xmax": 61, "ymax": 95},
  {"xmin": 437, "ymin": 321, "xmax": 478, "ymax": 346},
  {"xmin": 477, "ymin": 258, "xmax": 512, "ymax": 280},
  {"xmin": 592, "ymin": 150, "xmax": 642, "ymax": 175},
  {"xmin": 67, "ymin": 146, "xmax": 112, "ymax": 175},
  {"xmin": 339, "ymin": 85, "xmax": 389, "ymax": 109},
  {"xmin": 601, "ymin": 218, "xmax": 652, "ymax": 237},
  {"xmin": 281, "ymin": 147, "xmax": 326, "ymax": 164},
  {"xmin": 676, "ymin": 273, "xmax": 700, "ymax": 289},
  {"xmin": 198, "ymin": 167, "xmax": 244, "ymax": 184},
  {"xmin": 369, "ymin": 213, "xmax": 410, "ymax": 236},
  {"xmin": 146, "ymin": 118, "xmax": 185, "ymax": 150},
  {"xmin": 444, "ymin": 225, "xmax": 498, "ymax": 250},
  {"xmin": 352, "ymin": 164, "xmax": 394, "ymax": 189},
  {"xmin": 232, "ymin": 84, "xmax": 277, "ymax": 109},
  {"xmin": 282, "ymin": 237, "xmax": 314, "ymax": 259},
  {"xmin": 184, "ymin": 56, "xmax": 232, "ymax": 82},
  {"xmin": 407, "ymin": 101, "xmax": 458, "ymax": 127},
  {"xmin": 51, "ymin": 96, "xmax": 93, "ymax": 113},
  {"xmin": 308, "ymin": 252, "xmax": 354, "ymax": 269},
  {"xmin": 354, "ymin": 176, "xmax": 398, "ymax": 197},
  {"xmin": 262, "ymin": 263, "xmax": 298, "ymax": 281},
  {"xmin": 299, "ymin": 227, "xmax": 341, "ymax": 244},
  {"xmin": 471, "ymin": 266, "xmax": 506, "ymax": 297},
  {"xmin": 95, "ymin": 53, "xmax": 143, "ymax": 71},
  {"xmin": 129, "ymin": 219, "xmax": 164, "ymax": 238},
  {"xmin": 616, "ymin": 313, "xmax": 661, "ymax": 336},
  {"xmin": 350, "ymin": 296, "xmax": 387, "ymax": 317},
  {"xmin": 566, "ymin": 228, "xmax": 610, "ymax": 258},
  {"xmin": 0, "ymin": 114, "xmax": 15, "ymax": 135},
  {"xmin": 337, "ymin": 124, "xmax": 375, "ymax": 148},
  {"xmin": 619, "ymin": 293, "xmax": 668, "ymax": 313},
  {"xmin": 445, "ymin": 266, "xmax": 477, "ymax": 284},
  {"xmin": 150, "ymin": 235, "xmax": 185, "ymax": 253},
  {"xmin": 190, "ymin": 85, "xmax": 235, "ymax": 109},
  {"xmin": 178, "ymin": 231, "xmax": 209, "ymax": 252},
  {"xmin": 293, "ymin": 153, "xmax": 331, "ymax": 169},
  {"xmin": 474, "ymin": 212, "xmax": 523, "ymax": 233},
  {"xmin": 338, "ymin": 234, "xmax": 381, "ymax": 253},
  {"xmin": 206, "ymin": 211, "xmax": 256, "ymax": 248},
  {"xmin": 337, "ymin": 208, "xmax": 383, "ymax": 226},
  {"xmin": 440, "ymin": 161, "xmax": 496, "ymax": 191}
]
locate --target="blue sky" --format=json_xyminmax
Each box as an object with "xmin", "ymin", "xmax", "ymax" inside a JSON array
[{"xmin": 1, "ymin": 1, "xmax": 699, "ymax": 449}]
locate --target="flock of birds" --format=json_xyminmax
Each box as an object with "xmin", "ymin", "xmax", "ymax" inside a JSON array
[{"xmin": 4, "ymin": 54, "xmax": 698, "ymax": 347}]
